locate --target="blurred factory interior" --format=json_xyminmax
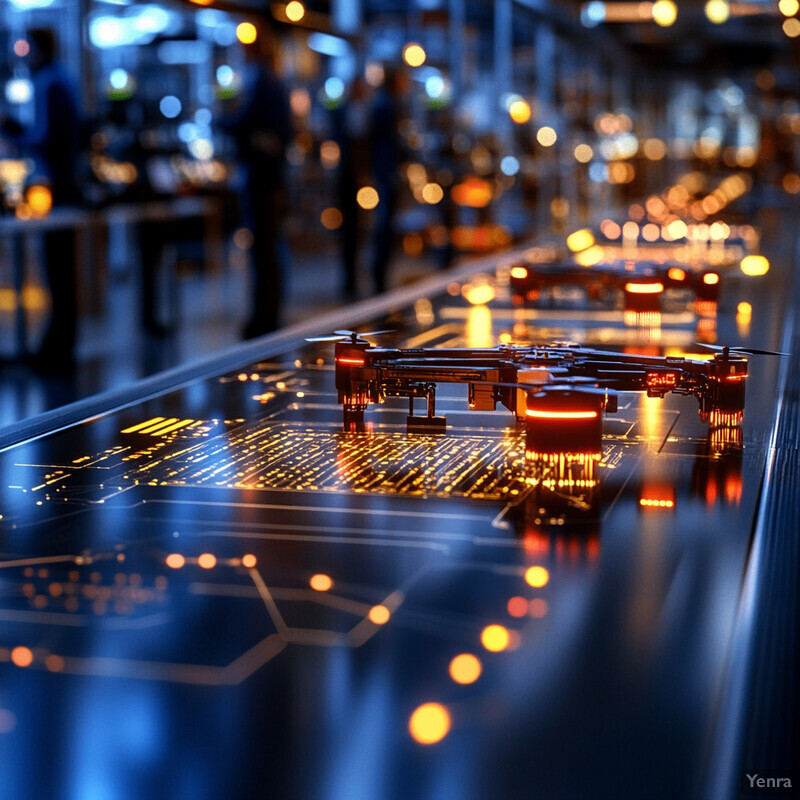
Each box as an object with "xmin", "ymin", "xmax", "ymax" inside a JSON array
[{"xmin": 0, "ymin": 0, "xmax": 798, "ymax": 421}]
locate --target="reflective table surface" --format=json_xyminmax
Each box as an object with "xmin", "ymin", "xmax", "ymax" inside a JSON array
[{"xmin": 0, "ymin": 247, "xmax": 788, "ymax": 799}]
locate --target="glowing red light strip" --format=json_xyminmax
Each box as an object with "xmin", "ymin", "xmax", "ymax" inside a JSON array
[
  {"xmin": 526, "ymin": 409, "xmax": 599, "ymax": 420},
  {"xmin": 337, "ymin": 357, "xmax": 365, "ymax": 365}
]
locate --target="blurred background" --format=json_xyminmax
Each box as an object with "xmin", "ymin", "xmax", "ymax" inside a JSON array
[{"xmin": 0, "ymin": 0, "xmax": 798, "ymax": 422}]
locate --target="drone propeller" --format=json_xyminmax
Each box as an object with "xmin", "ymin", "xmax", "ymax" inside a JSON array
[
  {"xmin": 693, "ymin": 342, "xmax": 789, "ymax": 357},
  {"xmin": 306, "ymin": 328, "xmax": 395, "ymax": 343}
]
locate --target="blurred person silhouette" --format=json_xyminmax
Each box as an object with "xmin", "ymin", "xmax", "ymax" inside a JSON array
[
  {"xmin": 330, "ymin": 77, "xmax": 370, "ymax": 300},
  {"xmin": 1, "ymin": 28, "xmax": 81, "ymax": 368},
  {"xmin": 369, "ymin": 66, "xmax": 408, "ymax": 294},
  {"xmin": 221, "ymin": 26, "xmax": 291, "ymax": 337}
]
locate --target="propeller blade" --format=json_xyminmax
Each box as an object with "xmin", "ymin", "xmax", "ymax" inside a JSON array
[
  {"xmin": 731, "ymin": 346, "xmax": 790, "ymax": 356},
  {"xmin": 350, "ymin": 329, "xmax": 395, "ymax": 338},
  {"xmin": 693, "ymin": 342, "xmax": 789, "ymax": 356}
]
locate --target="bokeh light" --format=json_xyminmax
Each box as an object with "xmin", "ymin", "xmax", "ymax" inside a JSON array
[
  {"xmin": 409, "ymin": 703, "xmax": 451, "ymax": 744},
  {"xmin": 480, "ymin": 624, "xmax": 510, "ymax": 652},
  {"xmin": 236, "ymin": 21, "xmax": 258, "ymax": 44},
  {"xmin": 449, "ymin": 653, "xmax": 482, "ymax": 684}
]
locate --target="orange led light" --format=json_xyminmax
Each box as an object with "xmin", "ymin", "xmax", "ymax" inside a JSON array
[
  {"xmin": 667, "ymin": 267, "xmax": 686, "ymax": 281},
  {"xmin": 368, "ymin": 604, "xmax": 391, "ymax": 625},
  {"xmin": 197, "ymin": 553, "xmax": 217, "ymax": 569},
  {"xmin": 165, "ymin": 553, "xmax": 185, "ymax": 569},
  {"xmin": 639, "ymin": 498, "xmax": 675, "ymax": 508},
  {"xmin": 725, "ymin": 374, "xmax": 746, "ymax": 382},
  {"xmin": 310, "ymin": 573, "xmax": 333, "ymax": 592},
  {"xmin": 337, "ymin": 357, "xmax": 365, "ymax": 366},
  {"xmin": 11, "ymin": 646, "xmax": 34, "ymax": 668},
  {"xmin": 703, "ymin": 273, "xmax": 720, "ymax": 285},
  {"xmin": 625, "ymin": 282, "xmax": 664, "ymax": 294},
  {"xmin": 525, "ymin": 409, "xmax": 599, "ymax": 420},
  {"xmin": 510, "ymin": 266, "xmax": 528, "ymax": 279}
]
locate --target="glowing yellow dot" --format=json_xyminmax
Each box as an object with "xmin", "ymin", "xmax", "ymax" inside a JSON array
[
  {"xmin": 310, "ymin": 573, "xmax": 333, "ymax": 592},
  {"xmin": 652, "ymin": 0, "xmax": 677, "ymax": 26},
  {"xmin": 449, "ymin": 653, "xmax": 482, "ymax": 684},
  {"xmin": 783, "ymin": 17, "xmax": 800, "ymax": 37},
  {"xmin": 480, "ymin": 624, "xmax": 510, "ymax": 652},
  {"xmin": 421, "ymin": 182, "xmax": 444, "ymax": 204},
  {"xmin": 574, "ymin": 144, "xmax": 593, "ymax": 163},
  {"xmin": 236, "ymin": 22, "xmax": 258, "ymax": 45},
  {"xmin": 509, "ymin": 99, "xmax": 531, "ymax": 125},
  {"xmin": 368, "ymin": 604, "xmax": 391, "ymax": 624},
  {"xmin": 737, "ymin": 302, "xmax": 752, "ymax": 318},
  {"xmin": 704, "ymin": 0, "xmax": 729, "ymax": 23},
  {"xmin": 357, "ymin": 186, "xmax": 379, "ymax": 210},
  {"xmin": 740, "ymin": 255, "xmax": 769, "ymax": 276},
  {"xmin": 321, "ymin": 207, "xmax": 343, "ymax": 230},
  {"xmin": 403, "ymin": 43, "xmax": 426, "ymax": 67},
  {"xmin": 409, "ymin": 702, "xmax": 451, "ymax": 744},
  {"xmin": 524, "ymin": 565, "xmax": 550, "ymax": 588},
  {"xmin": 566, "ymin": 228, "xmax": 595, "ymax": 252},
  {"xmin": 11, "ymin": 646, "xmax": 34, "ymax": 668},
  {"xmin": 285, "ymin": 1, "xmax": 305, "ymax": 22},
  {"xmin": 536, "ymin": 126, "xmax": 557, "ymax": 147},
  {"xmin": 198, "ymin": 553, "xmax": 217, "ymax": 569},
  {"xmin": 241, "ymin": 554, "xmax": 257, "ymax": 568},
  {"xmin": 27, "ymin": 185, "xmax": 52, "ymax": 218},
  {"xmin": 779, "ymin": 0, "xmax": 799, "ymax": 16},
  {"xmin": 165, "ymin": 553, "xmax": 185, "ymax": 569}
]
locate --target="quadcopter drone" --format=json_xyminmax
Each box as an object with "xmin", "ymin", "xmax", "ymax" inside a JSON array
[
  {"xmin": 309, "ymin": 330, "xmax": 774, "ymax": 458},
  {"xmin": 508, "ymin": 259, "xmax": 721, "ymax": 313}
]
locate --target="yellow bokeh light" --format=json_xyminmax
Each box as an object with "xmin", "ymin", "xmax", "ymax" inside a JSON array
[
  {"xmin": 525, "ymin": 565, "xmax": 550, "ymax": 588},
  {"xmin": 198, "ymin": 553, "xmax": 217, "ymax": 569},
  {"xmin": 310, "ymin": 573, "xmax": 333, "ymax": 592},
  {"xmin": 165, "ymin": 553, "xmax": 185, "ymax": 569},
  {"xmin": 574, "ymin": 245, "xmax": 605, "ymax": 266},
  {"xmin": 403, "ymin": 43, "xmax": 426, "ymax": 67},
  {"xmin": 480, "ymin": 624, "xmax": 510, "ymax": 652},
  {"xmin": 509, "ymin": 99, "xmax": 532, "ymax": 124},
  {"xmin": 740, "ymin": 255, "xmax": 770, "ymax": 276},
  {"xmin": 241, "ymin": 554, "xmax": 257, "ymax": 568},
  {"xmin": 369, "ymin": 604, "xmax": 391, "ymax": 624},
  {"xmin": 421, "ymin": 182, "xmax": 444, "ymax": 204},
  {"xmin": 737, "ymin": 302, "xmax": 752, "ymax": 319},
  {"xmin": 236, "ymin": 22, "xmax": 258, "ymax": 45},
  {"xmin": 285, "ymin": 1, "xmax": 306, "ymax": 22},
  {"xmin": 357, "ymin": 186, "xmax": 379, "ymax": 210},
  {"xmin": 463, "ymin": 283, "xmax": 495, "ymax": 305},
  {"xmin": 652, "ymin": 0, "xmax": 677, "ymax": 26},
  {"xmin": 449, "ymin": 653, "xmax": 482, "ymax": 684},
  {"xmin": 536, "ymin": 126, "xmax": 557, "ymax": 147},
  {"xmin": 779, "ymin": 0, "xmax": 799, "ymax": 16},
  {"xmin": 27, "ymin": 185, "xmax": 52, "ymax": 217},
  {"xmin": 11, "ymin": 646, "xmax": 34, "ymax": 668},
  {"xmin": 409, "ymin": 702, "xmax": 451, "ymax": 744},
  {"xmin": 783, "ymin": 17, "xmax": 800, "ymax": 37},
  {"xmin": 574, "ymin": 144, "xmax": 593, "ymax": 163},
  {"xmin": 566, "ymin": 228, "xmax": 595, "ymax": 252},
  {"xmin": 704, "ymin": 0, "xmax": 729, "ymax": 24}
]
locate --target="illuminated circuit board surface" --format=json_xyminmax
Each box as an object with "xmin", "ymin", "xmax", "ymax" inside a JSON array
[{"xmin": 0, "ymin": 252, "xmax": 787, "ymax": 800}]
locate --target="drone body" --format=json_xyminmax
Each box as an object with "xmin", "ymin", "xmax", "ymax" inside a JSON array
[
  {"xmin": 328, "ymin": 333, "xmax": 749, "ymax": 457},
  {"xmin": 509, "ymin": 259, "xmax": 721, "ymax": 314}
]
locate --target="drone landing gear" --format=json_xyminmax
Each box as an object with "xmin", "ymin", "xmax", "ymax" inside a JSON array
[
  {"xmin": 406, "ymin": 390, "xmax": 446, "ymax": 434},
  {"xmin": 343, "ymin": 405, "xmax": 367, "ymax": 432}
]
